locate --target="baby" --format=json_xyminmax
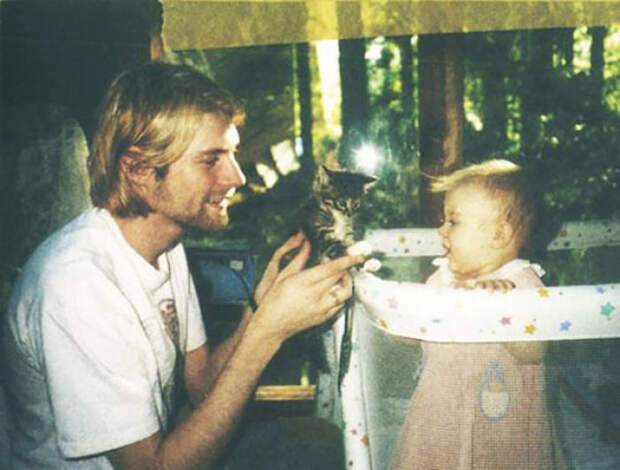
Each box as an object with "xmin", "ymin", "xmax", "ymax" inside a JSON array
[{"xmin": 390, "ymin": 159, "xmax": 566, "ymax": 469}]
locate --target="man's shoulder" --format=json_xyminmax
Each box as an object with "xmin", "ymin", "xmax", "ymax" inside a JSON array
[
  {"xmin": 6, "ymin": 209, "xmax": 123, "ymax": 347},
  {"xmin": 21, "ymin": 208, "xmax": 118, "ymax": 286}
]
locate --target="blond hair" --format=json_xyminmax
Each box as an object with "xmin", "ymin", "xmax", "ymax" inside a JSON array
[
  {"xmin": 89, "ymin": 62, "xmax": 244, "ymax": 217},
  {"xmin": 431, "ymin": 159, "xmax": 537, "ymax": 250}
]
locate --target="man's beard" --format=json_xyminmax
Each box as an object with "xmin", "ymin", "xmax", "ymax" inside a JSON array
[
  {"xmin": 180, "ymin": 203, "xmax": 229, "ymax": 233},
  {"xmin": 151, "ymin": 179, "xmax": 231, "ymax": 233}
]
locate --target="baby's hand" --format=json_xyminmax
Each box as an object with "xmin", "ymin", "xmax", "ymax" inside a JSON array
[
  {"xmin": 475, "ymin": 279, "xmax": 515, "ymax": 292},
  {"xmin": 452, "ymin": 279, "xmax": 515, "ymax": 292}
]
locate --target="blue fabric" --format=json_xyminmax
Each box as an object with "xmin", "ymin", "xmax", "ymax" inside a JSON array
[{"xmin": 191, "ymin": 251, "xmax": 255, "ymax": 305}]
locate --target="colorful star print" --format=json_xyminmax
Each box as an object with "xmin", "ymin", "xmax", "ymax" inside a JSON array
[
  {"xmin": 600, "ymin": 302, "xmax": 615, "ymax": 318},
  {"xmin": 500, "ymin": 317, "xmax": 511, "ymax": 326},
  {"xmin": 525, "ymin": 324, "xmax": 536, "ymax": 335},
  {"xmin": 560, "ymin": 320, "xmax": 572, "ymax": 331},
  {"xmin": 596, "ymin": 286, "xmax": 606, "ymax": 294},
  {"xmin": 537, "ymin": 288, "xmax": 549, "ymax": 298},
  {"xmin": 388, "ymin": 297, "xmax": 399, "ymax": 309},
  {"xmin": 398, "ymin": 236, "xmax": 408, "ymax": 245}
]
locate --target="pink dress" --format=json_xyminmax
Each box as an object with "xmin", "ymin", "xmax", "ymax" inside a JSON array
[{"xmin": 390, "ymin": 259, "xmax": 566, "ymax": 470}]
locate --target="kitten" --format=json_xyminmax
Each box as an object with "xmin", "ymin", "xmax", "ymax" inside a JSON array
[
  {"xmin": 282, "ymin": 165, "xmax": 377, "ymax": 391},
  {"xmin": 282, "ymin": 165, "xmax": 377, "ymax": 267}
]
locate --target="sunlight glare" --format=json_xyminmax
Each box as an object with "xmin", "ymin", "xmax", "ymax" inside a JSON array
[
  {"xmin": 354, "ymin": 143, "xmax": 382, "ymax": 174},
  {"xmin": 255, "ymin": 162, "xmax": 278, "ymax": 189},
  {"xmin": 316, "ymin": 40, "xmax": 342, "ymax": 137}
]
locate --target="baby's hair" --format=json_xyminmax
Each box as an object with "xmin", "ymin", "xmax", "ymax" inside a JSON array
[{"xmin": 430, "ymin": 159, "xmax": 537, "ymax": 251}]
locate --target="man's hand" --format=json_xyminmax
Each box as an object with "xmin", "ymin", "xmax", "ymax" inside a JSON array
[
  {"xmin": 254, "ymin": 232, "xmax": 308, "ymax": 305},
  {"xmin": 252, "ymin": 233, "xmax": 365, "ymax": 345}
]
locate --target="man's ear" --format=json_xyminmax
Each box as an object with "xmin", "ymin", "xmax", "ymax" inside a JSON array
[{"xmin": 119, "ymin": 147, "xmax": 152, "ymax": 187}]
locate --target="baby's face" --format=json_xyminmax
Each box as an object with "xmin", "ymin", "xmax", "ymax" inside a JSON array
[{"xmin": 438, "ymin": 184, "xmax": 510, "ymax": 280}]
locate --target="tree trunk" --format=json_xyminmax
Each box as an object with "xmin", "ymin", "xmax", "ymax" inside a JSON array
[
  {"xmin": 520, "ymin": 29, "xmax": 553, "ymax": 155},
  {"xmin": 589, "ymin": 26, "xmax": 607, "ymax": 106},
  {"xmin": 337, "ymin": 37, "xmax": 370, "ymax": 168},
  {"xmin": 295, "ymin": 42, "xmax": 315, "ymax": 181},
  {"xmin": 396, "ymin": 35, "xmax": 415, "ymax": 156},
  {"xmin": 481, "ymin": 32, "xmax": 510, "ymax": 151},
  {"xmin": 560, "ymin": 28, "xmax": 574, "ymax": 73},
  {"xmin": 418, "ymin": 34, "xmax": 464, "ymax": 227}
]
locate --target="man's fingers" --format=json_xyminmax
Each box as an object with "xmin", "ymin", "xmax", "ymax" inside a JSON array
[
  {"xmin": 268, "ymin": 232, "xmax": 305, "ymax": 269},
  {"xmin": 278, "ymin": 240, "xmax": 311, "ymax": 277},
  {"xmin": 319, "ymin": 272, "xmax": 353, "ymax": 309},
  {"xmin": 277, "ymin": 232, "xmax": 305, "ymax": 255},
  {"xmin": 256, "ymin": 233, "xmax": 307, "ymax": 302},
  {"xmin": 322, "ymin": 285, "xmax": 349, "ymax": 316},
  {"xmin": 303, "ymin": 254, "xmax": 366, "ymax": 283},
  {"xmin": 318, "ymin": 268, "xmax": 353, "ymax": 293}
]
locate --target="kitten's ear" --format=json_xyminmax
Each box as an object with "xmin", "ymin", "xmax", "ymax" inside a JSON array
[
  {"xmin": 321, "ymin": 165, "xmax": 335, "ymax": 177},
  {"xmin": 363, "ymin": 175, "xmax": 378, "ymax": 191},
  {"xmin": 314, "ymin": 165, "xmax": 331, "ymax": 190}
]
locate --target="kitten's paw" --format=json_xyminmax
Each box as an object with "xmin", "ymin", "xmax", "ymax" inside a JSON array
[
  {"xmin": 362, "ymin": 258, "xmax": 382, "ymax": 272},
  {"xmin": 347, "ymin": 241, "xmax": 373, "ymax": 257}
]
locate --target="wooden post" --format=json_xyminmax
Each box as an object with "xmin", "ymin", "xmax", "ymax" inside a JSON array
[
  {"xmin": 396, "ymin": 35, "xmax": 415, "ymax": 155},
  {"xmin": 337, "ymin": 0, "xmax": 369, "ymax": 168},
  {"xmin": 418, "ymin": 34, "xmax": 464, "ymax": 227},
  {"xmin": 589, "ymin": 26, "xmax": 607, "ymax": 107},
  {"xmin": 295, "ymin": 42, "xmax": 315, "ymax": 181},
  {"xmin": 338, "ymin": 37, "xmax": 370, "ymax": 168}
]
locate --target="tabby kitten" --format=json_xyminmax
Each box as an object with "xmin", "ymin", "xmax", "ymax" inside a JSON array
[
  {"xmin": 300, "ymin": 165, "xmax": 377, "ymax": 263},
  {"xmin": 282, "ymin": 165, "xmax": 377, "ymax": 393}
]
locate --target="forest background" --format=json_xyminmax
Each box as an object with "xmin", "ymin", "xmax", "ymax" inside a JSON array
[{"xmin": 176, "ymin": 27, "xmax": 620, "ymax": 283}]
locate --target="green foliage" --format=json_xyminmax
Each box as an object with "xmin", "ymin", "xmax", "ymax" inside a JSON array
[
  {"xmin": 541, "ymin": 246, "xmax": 620, "ymax": 287},
  {"xmin": 463, "ymin": 28, "xmax": 619, "ymax": 238},
  {"xmin": 360, "ymin": 36, "xmax": 420, "ymax": 229}
]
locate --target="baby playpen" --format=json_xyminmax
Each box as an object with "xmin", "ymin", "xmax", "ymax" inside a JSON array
[{"xmin": 324, "ymin": 220, "xmax": 620, "ymax": 469}]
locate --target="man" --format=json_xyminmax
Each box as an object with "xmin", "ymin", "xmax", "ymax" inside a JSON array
[{"xmin": 3, "ymin": 62, "xmax": 363, "ymax": 469}]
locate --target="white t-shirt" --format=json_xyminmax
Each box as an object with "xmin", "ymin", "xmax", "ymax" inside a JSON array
[{"xmin": 3, "ymin": 208, "xmax": 207, "ymax": 469}]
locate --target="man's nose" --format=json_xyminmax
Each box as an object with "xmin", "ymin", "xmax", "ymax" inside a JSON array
[{"xmin": 222, "ymin": 152, "xmax": 246, "ymax": 188}]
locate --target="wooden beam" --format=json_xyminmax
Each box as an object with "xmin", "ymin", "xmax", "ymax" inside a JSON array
[
  {"xmin": 161, "ymin": 1, "xmax": 620, "ymax": 50},
  {"xmin": 254, "ymin": 385, "xmax": 316, "ymax": 401}
]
